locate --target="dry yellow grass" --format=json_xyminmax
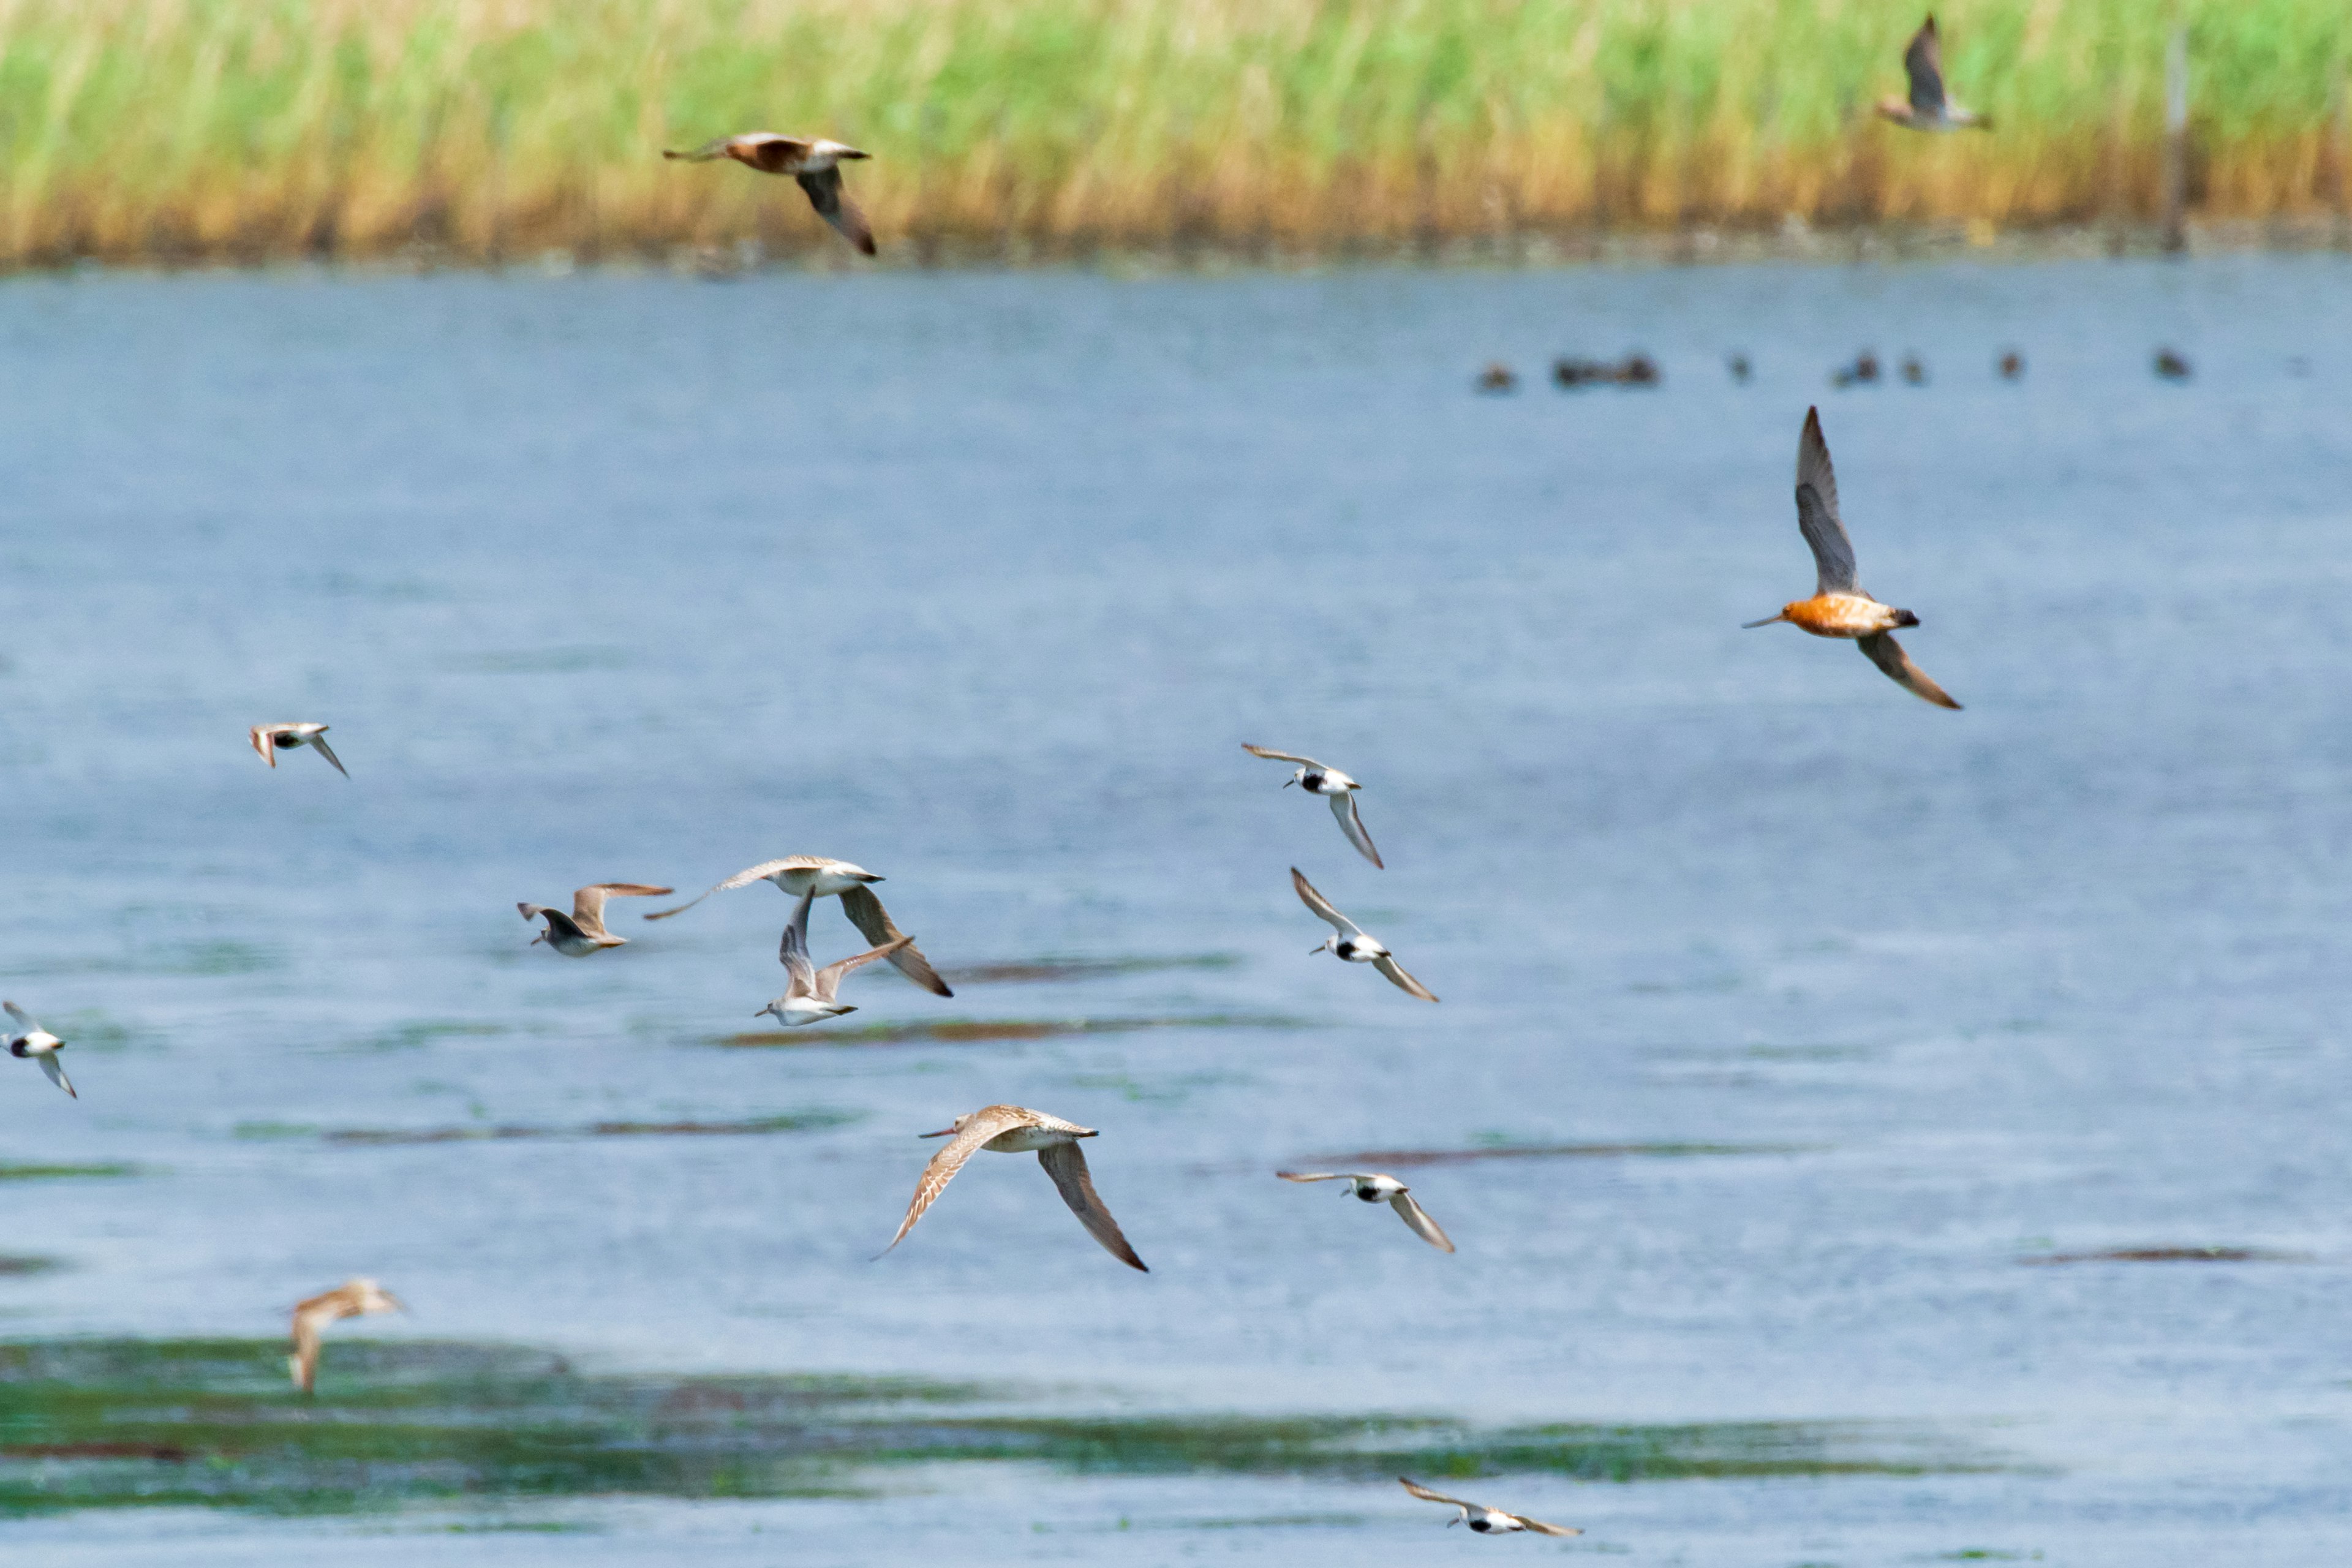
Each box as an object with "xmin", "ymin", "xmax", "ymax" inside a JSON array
[{"xmin": 0, "ymin": 0, "xmax": 2343, "ymax": 265}]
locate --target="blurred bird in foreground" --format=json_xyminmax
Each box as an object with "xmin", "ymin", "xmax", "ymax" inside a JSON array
[
  {"xmin": 289, "ymin": 1278, "xmax": 405, "ymax": 1395},
  {"xmin": 882, "ymin": 1105, "xmax": 1147, "ymax": 1271},
  {"xmin": 5, "ymin": 1002, "xmax": 73, "ymax": 1098},
  {"xmin": 2154, "ymin": 347, "xmax": 2192, "ymax": 381},
  {"xmin": 1277, "ymin": 1170, "xmax": 1453, "ymax": 1251},
  {"xmin": 663, "ymin": 134, "xmax": 876, "ymax": 255},
  {"xmin": 1743, "ymin": 407, "xmax": 1961, "ymax": 709},
  {"xmin": 1877, "ymin": 15, "xmax": 1992, "ymax": 131},
  {"xmin": 249, "ymin": 723, "xmax": 347, "ymax": 777},
  {"xmin": 519, "ymin": 883, "xmax": 673, "ymax": 955},
  {"xmin": 1398, "ymin": 1477, "xmax": 1582, "ymax": 1535}
]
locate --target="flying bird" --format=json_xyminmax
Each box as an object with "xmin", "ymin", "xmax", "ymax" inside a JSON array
[
  {"xmin": 518, "ymin": 883, "xmax": 673, "ymax": 956},
  {"xmin": 1243, "ymin": 746, "xmax": 1384, "ymax": 867},
  {"xmin": 756, "ymin": 889, "xmax": 913, "ymax": 1025},
  {"xmin": 644, "ymin": 856, "xmax": 951, "ymax": 996},
  {"xmin": 4, "ymin": 1002, "xmax": 72, "ymax": 1099},
  {"xmin": 881, "ymin": 1104, "xmax": 1147, "ymax": 1272},
  {"xmin": 1290, "ymin": 868, "xmax": 1436, "ymax": 1001},
  {"xmin": 662, "ymin": 134, "xmax": 876, "ymax": 255},
  {"xmin": 1875, "ymin": 15, "xmax": 1992, "ymax": 131},
  {"xmin": 249, "ymin": 723, "xmax": 347, "ymax": 777},
  {"xmin": 1277, "ymin": 1170, "xmax": 1453, "ymax": 1251},
  {"xmin": 1398, "ymin": 1477, "xmax": 1583, "ymax": 1536},
  {"xmin": 288, "ymin": 1276, "xmax": 405, "ymax": 1395},
  {"xmin": 1743, "ymin": 407, "xmax": 1961, "ymax": 710}
]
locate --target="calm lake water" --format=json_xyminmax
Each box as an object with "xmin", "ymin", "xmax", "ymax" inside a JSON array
[{"xmin": 3, "ymin": 254, "xmax": 2352, "ymax": 1564}]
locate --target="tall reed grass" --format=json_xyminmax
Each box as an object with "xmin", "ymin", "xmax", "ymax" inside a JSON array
[{"xmin": 0, "ymin": 0, "xmax": 2345, "ymax": 266}]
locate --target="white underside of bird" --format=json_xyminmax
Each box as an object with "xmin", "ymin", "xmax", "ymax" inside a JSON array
[
  {"xmin": 4, "ymin": 1001, "xmax": 72, "ymax": 1098},
  {"xmin": 1289, "ymin": 867, "xmax": 1438, "ymax": 1002}
]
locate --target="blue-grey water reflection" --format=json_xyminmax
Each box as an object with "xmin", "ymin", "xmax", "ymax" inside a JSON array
[{"xmin": 3, "ymin": 254, "xmax": 2351, "ymax": 1564}]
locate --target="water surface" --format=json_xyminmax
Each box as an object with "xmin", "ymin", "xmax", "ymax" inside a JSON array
[{"xmin": 2, "ymin": 255, "xmax": 2351, "ymax": 1563}]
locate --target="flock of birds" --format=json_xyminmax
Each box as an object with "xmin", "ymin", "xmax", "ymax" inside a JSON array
[
  {"xmin": 6, "ymin": 398, "xmax": 1953, "ymax": 1536},
  {"xmin": 2, "ymin": 10, "xmax": 2086, "ymax": 1541}
]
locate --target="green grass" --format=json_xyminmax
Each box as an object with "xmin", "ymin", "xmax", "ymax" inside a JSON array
[
  {"xmin": 0, "ymin": 1, "xmax": 2343, "ymax": 266},
  {"xmin": 0, "ymin": 1336, "xmax": 2005, "ymax": 1516}
]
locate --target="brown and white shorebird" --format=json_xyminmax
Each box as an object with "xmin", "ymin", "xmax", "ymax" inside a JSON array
[
  {"xmin": 662, "ymin": 134, "xmax": 876, "ymax": 255},
  {"xmin": 288, "ymin": 1276, "xmax": 405, "ymax": 1395},
  {"xmin": 1743, "ymin": 407, "xmax": 1961, "ymax": 710},
  {"xmin": 881, "ymin": 1104, "xmax": 1147, "ymax": 1272},
  {"xmin": 249, "ymin": 723, "xmax": 347, "ymax": 777},
  {"xmin": 5, "ymin": 1002, "xmax": 73, "ymax": 1099},
  {"xmin": 1243, "ymin": 745, "xmax": 1384, "ymax": 868},
  {"xmin": 1398, "ymin": 1477, "xmax": 1583, "ymax": 1536},
  {"xmin": 1876, "ymin": 15, "xmax": 1992, "ymax": 132},
  {"xmin": 518, "ymin": 882, "xmax": 673, "ymax": 956},
  {"xmin": 645, "ymin": 856, "xmax": 951, "ymax": 997},
  {"xmin": 756, "ymin": 889, "xmax": 913, "ymax": 1026},
  {"xmin": 1277, "ymin": 1170, "xmax": 1453, "ymax": 1252},
  {"xmin": 1291, "ymin": 868, "xmax": 1437, "ymax": 1001}
]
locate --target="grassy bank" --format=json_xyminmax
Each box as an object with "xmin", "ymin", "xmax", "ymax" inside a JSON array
[{"xmin": 0, "ymin": 1, "xmax": 2346, "ymax": 267}]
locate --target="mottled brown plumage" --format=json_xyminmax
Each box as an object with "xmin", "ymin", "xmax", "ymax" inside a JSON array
[{"xmin": 882, "ymin": 1104, "xmax": 1146, "ymax": 1271}]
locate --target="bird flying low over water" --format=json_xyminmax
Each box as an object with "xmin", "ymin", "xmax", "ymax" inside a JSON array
[
  {"xmin": 1398, "ymin": 1477, "xmax": 1583, "ymax": 1536},
  {"xmin": 5, "ymin": 1002, "xmax": 73, "ymax": 1099},
  {"xmin": 1243, "ymin": 745, "xmax": 1384, "ymax": 867},
  {"xmin": 882, "ymin": 1104, "xmax": 1147, "ymax": 1272},
  {"xmin": 1291, "ymin": 868, "xmax": 1437, "ymax": 1001},
  {"xmin": 518, "ymin": 883, "xmax": 673, "ymax": 956},
  {"xmin": 644, "ymin": 856, "xmax": 951, "ymax": 997},
  {"xmin": 662, "ymin": 134, "xmax": 876, "ymax": 255},
  {"xmin": 1744, "ymin": 407, "xmax": 1961, "ymax": 710},
  {"xmin": 756, "ymin": 889, "xmax": 913, "ymax": 1026},
  {"xmin": 1277, "ymin": 1170, "xmax": 1453, "ymax": 1251},
  {"xmin": 1876, "ymin": 15, "xmax": 1991, "ymax": 131},
  {"xmin": 249, "ymin": 723, "xmax": 347, "ymax": 777},
  {"xmin": 288, "ymin": 1277, "xmax": 405, "ymax": 1395}
]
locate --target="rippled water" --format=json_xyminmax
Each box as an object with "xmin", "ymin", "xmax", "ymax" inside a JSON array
[{"xmin": 3, "ymin": 254, "xmax": 2351, "ymax": 1564}]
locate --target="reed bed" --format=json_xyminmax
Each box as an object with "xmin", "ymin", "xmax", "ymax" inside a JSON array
[{"xmin": 0, "ymin": 0, "xmax": 2346, "ymax": 267}]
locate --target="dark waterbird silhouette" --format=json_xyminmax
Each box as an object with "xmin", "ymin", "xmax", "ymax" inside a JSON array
[{"xmin": 1831, "ymin": 350, "xmax": 1880, "ymax": 388}]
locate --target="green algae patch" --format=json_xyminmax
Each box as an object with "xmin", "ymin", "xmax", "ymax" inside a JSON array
[
  {"xmin": 317, "ymin": 1111, "xmax": 860, "ymax": 1147},
  {"xmin": 2020, "ymin": 1246, "xmax": 2313, "ymax": 1265},
  {"xmin": 718, "ymin": 1014, "xmax": 1302, "ymax": 1049},
  {"xmin": 940, "ymin": 955, "xmax": 1241, "ymax": 986},
  {"xmin": 0, "ymin": 1338, "xmax": 2003, "ymax": 1518},
  {"xmin": 0, "ymin": 1163, "xmax": 138, "ymax": 1183},
  {"xmin": 1308, "ymin": 1142, "xmax": 1815, "ymax": 1170}
]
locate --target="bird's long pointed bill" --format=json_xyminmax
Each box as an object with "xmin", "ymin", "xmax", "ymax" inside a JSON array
[
  {"xmin": 918, "ymin": 1128, "xmax": 956, "ymax": 1138},
  {"xmin": 1741, "ymin": 613, "xmax": 1787, "ymax": 628}
]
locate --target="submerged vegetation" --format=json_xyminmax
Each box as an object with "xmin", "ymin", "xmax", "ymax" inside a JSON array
[
  {"xmin": 0, "ymin": 1337, "xmax": 2000, "ymax": 1516},
  {"xmin": 0, "ymin": 1, "xmax": 2345, "ymax": 268}
]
